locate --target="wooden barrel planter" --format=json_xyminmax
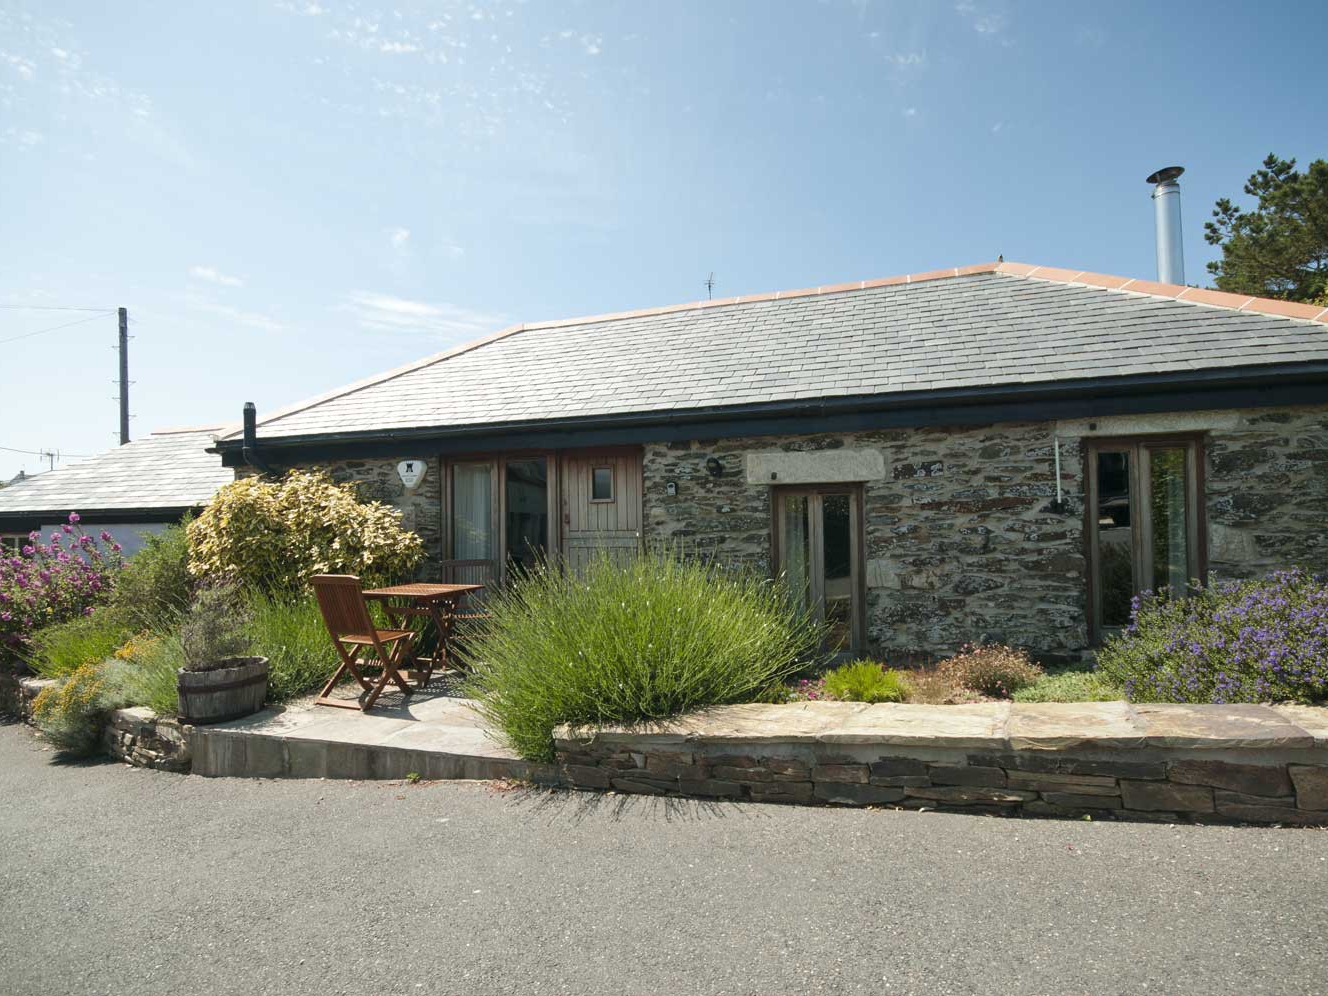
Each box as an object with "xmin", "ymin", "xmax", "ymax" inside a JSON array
[{"xmin": 177, "ymin": 656, "xmax": 269, "ymax": 725}]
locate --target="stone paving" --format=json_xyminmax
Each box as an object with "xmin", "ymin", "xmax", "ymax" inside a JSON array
[{"xmin": 190, "ymin": 688, "xmax": 557, "ymax": 783}]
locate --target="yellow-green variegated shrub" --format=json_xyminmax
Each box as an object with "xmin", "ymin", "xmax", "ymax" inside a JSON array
[{"xmin": 187, "ymin": 470, "xmax": 424, "ymax": 592}]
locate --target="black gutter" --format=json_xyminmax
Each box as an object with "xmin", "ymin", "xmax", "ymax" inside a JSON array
[{"xmin": 212, "ymin": 362, "xmax": 1328, "ymax": 467}]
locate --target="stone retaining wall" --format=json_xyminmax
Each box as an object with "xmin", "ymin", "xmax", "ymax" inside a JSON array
[
  {"xmin": 555, "ymin": 701, "xmax": 1328, "ymax": 826},
  {"xmin": 16, "ymin": 677, "xmax": 192, "ymax": 772}
]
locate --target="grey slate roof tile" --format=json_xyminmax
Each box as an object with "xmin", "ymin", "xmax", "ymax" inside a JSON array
[
  {"xmin": 0, "ymin": 430, "xmax": 231, "ymax": 517},
  {"xmin": 232, "ymin": 272, "xmax": 1328, "ymax": 441}
]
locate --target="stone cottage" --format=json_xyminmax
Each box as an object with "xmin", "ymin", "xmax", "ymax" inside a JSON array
[{"xmin": 212, "ymin": 261, "xmax": 1328, "ymax": 661}]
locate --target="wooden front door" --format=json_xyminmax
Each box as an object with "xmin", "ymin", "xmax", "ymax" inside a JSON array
[{"xmin": 560, "ymin": 452, "xmax": 643, "ymax": 573}]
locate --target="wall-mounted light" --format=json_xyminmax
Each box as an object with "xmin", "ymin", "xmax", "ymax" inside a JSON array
[
  {"xmin": 665, "ymin": 481, "xmax": 677, "ymax": 497},
  {"xmin": 705, "ymin": 457, "xmax": 723, "ymax": 477}
]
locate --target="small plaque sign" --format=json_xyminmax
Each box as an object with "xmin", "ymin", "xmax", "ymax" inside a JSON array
[{"xmin": 397, "ymin": 460, "xmax": 427, "ymax": 490}]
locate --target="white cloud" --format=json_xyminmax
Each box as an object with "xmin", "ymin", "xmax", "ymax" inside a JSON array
[
  {"xmin": 991, "ymin": 121, "xmax": 1004, "ymax": 133},
  {"xmin": 389, "ymin": 226, "xmax": 411, "ymax": 250},
  {"xmin": 2, "ymin": 52, "xmax": 35, "ymax": 80},
  {"xmin": 903, "ymin": 107, "xmax": 918, "ymax": 118},
  {"xmin": 379, "ymin": 40, "xmax": 419, "ymax": 54},
  {"xmin": 4, "ymin": 127, "xmax": 43, "ymax": 149},
  {"xmin": 184, "ymin": 295, "xmax": 285, "ymax": 332},
  {"xmin": 189, "ymin": 265, "xmax": 245, "ymax": 288},
  {"xmin": 888, "ymin": 51, "xmax": 926, "ymax": 67},
  {"xmin": 956, "ymin": 1, "xmax": 1007, "ymax": 35},
  {"xmin": 343, "ymin": 290, "xmax": 504, "ymax": 338},
  {"xmin": 581, "ymin": 35, "xmax": 602, "ymax": 56}
]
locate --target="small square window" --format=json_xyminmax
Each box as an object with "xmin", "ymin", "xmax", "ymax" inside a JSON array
[{"xmin": 591, "ymin": 466, "xmax": 614, "ymax": 502}]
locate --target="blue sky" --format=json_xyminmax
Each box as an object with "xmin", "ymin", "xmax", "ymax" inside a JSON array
[{"xmin": 2, "ymin": 1, "xmax": 1325, "ymax": 479}]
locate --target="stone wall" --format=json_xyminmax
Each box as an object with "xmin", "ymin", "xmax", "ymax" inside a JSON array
[
  {"xmin": 554, "ymin": 701, "xmax": 1328, "ymax": 827},
  {"xmin": 642, "ymin": 403, "xmax": 1328, "ymax": 661},
  {"xmin": 644, "ymin": 424, "xmax": 1087, "ymax": 660},
  {"xmin": 1202, "ymin": 406, "xmax": 1328, "ymax": 578},
  {"xmin": 15, "ymin": 677, "xmax": 192, "ymax": 772}
]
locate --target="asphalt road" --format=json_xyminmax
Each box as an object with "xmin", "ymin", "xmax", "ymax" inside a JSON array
[{"xmin": 2, "ymin": 721, "xmax": 1326, "ymax": 996}]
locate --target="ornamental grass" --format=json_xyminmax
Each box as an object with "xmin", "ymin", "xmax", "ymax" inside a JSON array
[{"xmin": 461, "ymin": 550, "xmax": 824, "ymax": 762}]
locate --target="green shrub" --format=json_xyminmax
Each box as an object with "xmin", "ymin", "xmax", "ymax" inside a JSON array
[
  {"xmin": 936, "ymin": 643, "xmax": 1043, "ymax": 698},
  {"xmin": 1012, "ymin": 666, "xmax": 1122, "ymax": 703},
  {"xmin": 187, "ymin": 469, "xmax": 424, "ymax": 592},
  {"xmin": 180, "ymin": 584, "xmax": 252, "ymax": 670},
  {"xmin": 117, "ymin": 632, "xmax": 186, "ymax": 717},
  {"xmin": 32, "ymin": 658, "xmax": 134, "ymax": 754},
  {"xmin": 462, "ymin": 550, "xmax": 824, "ymax": 762},
  {"xmin": 109, "ymin": 520, "xmax": 193, "ymax": 631},
  {"xmin": 29, "ymin": 608, "xmax": 133, "ymax": 679},
  {"xmin": 822, "ymin": 660, "xmax": 908, "ymax": 703},
  {"xmin": 246, "ymin": 591, "xmax": 337, "ymax": 702},
  {"xmin": 1096, "ymin": 568, "xmax": 1328, "ymax": 704}
]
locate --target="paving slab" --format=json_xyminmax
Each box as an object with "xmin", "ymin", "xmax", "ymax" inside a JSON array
[
  {"xmin": 1270, "ymin": 705, "xmax": 1328, "ymax": 748},
  {"xmin": 817, "ymin": 703, "xmax": 1010, "ymax": 749},
  {"xmin": 191, "ymin": 692, "xmax": 520, "ymax": 779},
  {"xmin": 1007, "ymin": 701, "xmax": 1146, "ymax": 750},
  {"xmin": 1132, "ymin": 703, "xmax": 1314, "ymax": 749}
]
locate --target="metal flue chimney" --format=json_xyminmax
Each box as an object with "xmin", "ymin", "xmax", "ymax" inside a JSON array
[{"xmin": 1147, "ymin": 165, "xmax": 1185, "ymax": 285}]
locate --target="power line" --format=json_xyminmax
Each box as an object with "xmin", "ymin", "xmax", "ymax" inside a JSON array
[
  {"xmin": 0, "ymin": 305, "xmax": 114, "ymax": 312},
  {"xmin": 0, "ymin": 311, "xmax": 111, "ymax": 345},
  {"xmin": 0, "ymin": 444, "xmax": 96, "ymax": 458}
]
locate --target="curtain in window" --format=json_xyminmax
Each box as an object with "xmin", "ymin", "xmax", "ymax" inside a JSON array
[{"xmin": 452, "ymin": 463, "xmax": 493, "ymax": 560}]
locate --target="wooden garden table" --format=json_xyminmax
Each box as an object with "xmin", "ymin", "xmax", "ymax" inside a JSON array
[{"xmin": 361, "ymin": 582, "xmax": 485, "ymax": 687}]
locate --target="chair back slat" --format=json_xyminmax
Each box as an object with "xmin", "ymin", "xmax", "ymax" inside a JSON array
[{"xmin": 311, "ymin": 574, "xmax": 375, "ymax": 637}]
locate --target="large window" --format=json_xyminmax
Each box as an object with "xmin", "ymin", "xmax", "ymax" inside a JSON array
[
  {"xmin": 1086, "ymin": 436, "xmax": 1205, "ymax": 641},
  {"xmin": 449, "ymin": 457, "xmax": 552, "ymax": 582}
]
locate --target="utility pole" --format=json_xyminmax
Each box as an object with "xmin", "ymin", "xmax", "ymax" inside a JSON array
[{"xmin": 117, "ymin": 307, "xmax": 130, "ymax": 445}]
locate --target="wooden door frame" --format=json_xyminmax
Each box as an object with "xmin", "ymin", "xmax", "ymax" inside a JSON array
[
  {"xmin": 770, "ymin": 483, "xmax": 867, "ymax": 655},
  {"xmin": 1083, "ymin": 433, "xmax": 1207, "ymax": 644}
]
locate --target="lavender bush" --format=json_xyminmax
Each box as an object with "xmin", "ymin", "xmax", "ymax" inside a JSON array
[
  {"xmin": 0, "ymin": 514, "xmax": 123, "ymax": 666},
  {"xmin": 1096, "ymin": 568, "xmax": 1328, "ymax": 704}
]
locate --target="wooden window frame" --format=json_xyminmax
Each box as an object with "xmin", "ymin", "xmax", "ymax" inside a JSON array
[
  {"xmin": 769, "ymin": 483, "xmax": 868, "ymax": 656},
  {"xmin": 1083, "ymin": 432, "xmax": 1207, "ymax": 644},
  {"xmin": 589, "ymin": 465, "xmax": 615, "ymax": 503},
  {"xmin": 444, "ymin": 453, "xmax": 560, "ymax": 585}
]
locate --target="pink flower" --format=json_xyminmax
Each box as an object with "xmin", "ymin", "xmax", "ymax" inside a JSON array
[
  {"xmin": 111, "ymin": 543, "xmax": 122, "ymax": 553},
  {"xmin": 68, "ymin": 512, "xmax": 81, "ymax": 524},
  {"xmin": 100, "ymin": 531, "xmax": 112, "ymax": 542}
]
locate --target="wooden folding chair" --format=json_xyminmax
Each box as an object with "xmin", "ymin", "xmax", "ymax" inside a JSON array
[{"xmin": 310, "ymin": 574, "xmax": 417, "ymax": 712}]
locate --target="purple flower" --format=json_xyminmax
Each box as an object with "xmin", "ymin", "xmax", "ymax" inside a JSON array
[{"xmin": 68, "ymin": 512, "xmax": 81, "ymax": 524}]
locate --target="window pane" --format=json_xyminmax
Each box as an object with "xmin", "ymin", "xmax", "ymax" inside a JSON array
[
  {"xmin": 591, "ymin": 466, "xmax": 613, "ymax": 501},
  {"xmin": 452, "ymin": 463, "xmax": 493, "ymax": 560},
  {"xmin": 1150, "ymin": 447, "xmax": 1189, "ymax": 593},
  {"xmin": 1096, "ymin": 451, "xmax": 1134, "ymax": 627},
  {"xmin": 821, "ymin": 493, "xmax": 853, "ymax": 652},
  {"xmin": 505, "ymin": 458, "xmax": 548, "ymax": 574},
  {"xmin": 781, "ymin": 495, "xmax": 811, "ymax": 615}
]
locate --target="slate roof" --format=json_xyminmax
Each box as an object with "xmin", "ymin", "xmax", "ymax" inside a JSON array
[
  {"xmin": 229, "ymin": 262, "xmax": 1328, "ymax": 443},
  {"xmin": 0, "ymin": 428, "xmax": 232, "ymax": 517}
]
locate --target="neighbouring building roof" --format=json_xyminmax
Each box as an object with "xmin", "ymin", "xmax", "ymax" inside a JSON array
[
  {"xmin": 221, "ymin": 260, "xmax": 1328, "ymax": 452},
  {"xmin": 0, "ymin": 427, "xmax": 232, "ymax": 524}
]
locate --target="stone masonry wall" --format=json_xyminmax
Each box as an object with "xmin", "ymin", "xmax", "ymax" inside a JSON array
[
  {"xmin": 644, "ymin": 424, "xmax": 1087, "ymax": 660},
  {"xmin": 643, "ymin": 403, "xmax": 1328, "ymax": 662},
  {"xmin": 1203, "ymin": 405, "xmax": 1328, "ymax": 578},
  {"xmin": 16, "ymin": 678, "xmax": 192, "ymax": 772}
]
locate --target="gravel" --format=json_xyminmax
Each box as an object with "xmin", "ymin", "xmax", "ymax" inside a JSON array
[{"xmin": 2, "ymin": 721, "xmax": 1326, "ymax": 996}]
